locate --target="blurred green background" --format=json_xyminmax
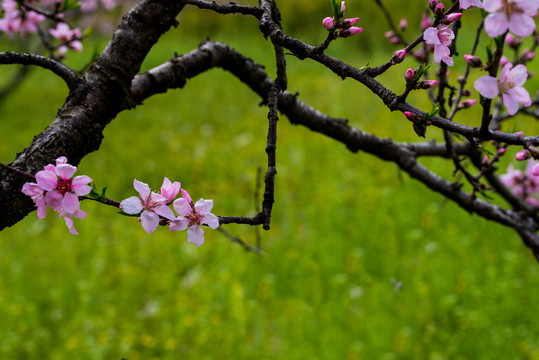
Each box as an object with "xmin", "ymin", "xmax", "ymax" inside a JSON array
[{"xmin": 1, "ymin": 1, "xmax": 539, "ymax": 359}]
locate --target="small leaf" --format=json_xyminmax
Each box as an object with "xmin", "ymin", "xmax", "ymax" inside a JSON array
[
  {"xmin": 81, "ymin": 26, "xmax": 93, "ymax": 39},
  {"xmin": 89, "ymin": 183, "xmax": 100, "ymax": 198},
  {"xmin": 424, "ymin": 103, "xmax": 440, "ymax": 120},
  {"xmin": 453, "ymin": 133, "xmax": 466, "ymax": 141},
  {"xmin": 359, "ymin": 63, "xmax": 369, "ymax": 71},
  {"xmin": 477, "ymin": 145, "xmax": 495, "ymax": 158},
  {"xmin": 101, "ymin": 186, "xmax": 107, "ymax": 199},
  {"xmin": 414, "ymin": 63, "xmax": 430, "ymax": 81},
  {"xmin": 332, "ymin": 0, "xmax": 341, "ymax": 18},
  {"xmin": 61, "ymin": 0, "xmax": 81, "ymax": 11}
]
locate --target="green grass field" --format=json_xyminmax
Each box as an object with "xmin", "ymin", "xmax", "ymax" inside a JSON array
[{"xmin": 1, "ymin": 4, "xmax": 539, "ymax": 359}]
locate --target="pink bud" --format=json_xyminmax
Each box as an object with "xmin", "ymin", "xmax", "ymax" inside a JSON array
[
  {"xmin": 497, "ymin": 148, "xmax": 507, "ymax": 155},
  {"xmin": 343, "ymin": 17, "xmax": 360, "ymax": 27},
  {"xmin": 421, "ymin": 14, "xmax": 433, "ymax": 31},
  {"xmin": 323, "ymin": 17, "xmax": 334, "ymax": 30},
  {"xmin": 403, "ymin": 111, "xmax": 415, "ymax": 121},
  {"xmin": 434, "ymin": 3, "xmax": 445, "ymax": 15},
  {"xmin": 514, "ymin": 131, "xmax": 525, "ymax": 136},
  {"xmin": 348, "ymin": 27, "xmax": 363, "ymax": 36},
  {"xmin": 464, "ymin": 54, "xmax": 482, "ymax": 67},
  {"xmin": 405, "ymin": 67, "xmax": 415, "ymax": 80},
  {"xmin": 460, "ymin": 99, "xmax": 477, "ymax": 108},
  {"xmin": 516, "ymin": 149, "xmax": 530, "ymax": 161},
  {"xmin": 505, "ymin": 33, "xmax": 522, "ymax": 49},
  {"xmin": 399, "ymin": 18, "xmax": 408, "ymax": 31},
  {"xmin": 532, "ymin": 163, "xmax": 539, "ymax": 176},
  {"xmin": 341, "ymin": 1, "xmax": 346, "ymax": 12},
  {"xmin": 442, "ymin": 13, "xmax": 462, "ymax": 25},
  {"xmin": 522, "ymin": 49, "xmax": 535, "ymax": 61},
  {"xmin": 384, "ymin": 31, "xmax": 394, "ymax": 38},
  {"xmin": 499, "ymin": 56, "xmax": 509, "ymax": 67},
  {"xmin": 393, "ymin": 49, "xmax": 406, "ymax": 62},
  {"xmin": 390, "ymin": 36, "xmax": 400, "ymax": 44},
  {"xmin": 482, "ymin": 155, "xmax": 489, "ymax": 165}
]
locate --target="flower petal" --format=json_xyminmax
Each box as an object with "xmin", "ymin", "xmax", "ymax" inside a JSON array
[
  {"xmin": 201, "ymin": 213, "xmax": 220, "ymax": 229},
  {"xmin": 140, "ymin": 210, "xmax": 160, "ymax": 233},
  {"xmin": 22, "ymin": 182, "xmax": 43, "ymax": 197},
  {"xmin": 36, "ymin": 196, "xmax": 47, "ymax": 219},
  {"xmin": 187, "ymin": 226, "xmax": 205, "ymax": 246},
  {"xmin": 169, "ymin": 217, "xmax": 189, "ymax": 231},
  {"xmin": 64, "ymin": 215, "xmax": 79, "ymax": 235},
  {"xmin": 62, "ymin": 192, "xmax": 80, "ymax": 214},
  {"xmin": 173, "ymin": 198, "xmax": 192, "ymax": 216},
  {"xmin": 423, "ymin": 27, "xmax": 441, "ymax": 45},
  {"xmin": 45, "ymin": 190, "xmax": 63, "ymax": 211},
  {"xmin": 55, "ymin": 164, "xmax": 77, "ymax": 180},
  {"xmin": 35, "ymin": 170, "xmax": 58, "ymax": 191},
  {"xmin": 474, "ymin": 75, "xmax": 499, "ymax": 98},
  {"xmin": 484, "ymin": 12, "xmax": 509, "ymax": 37},
  {"xmin": 133, "ymin": 179, "xmax": 151, "ymax": 201},
  {"xmin": 71, "ymin": 175, "xmax": 93, "ymax": 195},
  {"xmin": 194, "ymin": 198, "xmax": 213, "ymax": 215},
  {"xmin": 502, "ymin": 93, "xmax": 519, "ymax": 115},
  {"xmin": 181, "ymin": 189, "xmax": 192, "ymax": 204},
  {"xmin": 154, "ymin": 204, "xmax": 176, "ymax": 220},
  {"xmin": 509, "ymin": 13, "xmax": 536, "ymax": 37},
  {"xmin": 507, "ymin": 64, "xmax": 528, "ymax": 86},
  {"xmin": 120, "ymin": 196, "xmax": 144, "ymax": 214}
]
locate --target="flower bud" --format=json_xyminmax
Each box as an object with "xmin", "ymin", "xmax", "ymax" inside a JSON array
[
  {"xmin": 460, "ymin": 99, "xmax": 477, "ymax": 108},
  {"xmin": 464, "ymin": 54, "xmax": 482, "ymax": 68},
  {"xmin": 441, "ymin": 12, "xmax": 462, "ymax": 25},
  {"xmin": 421, "ymin": 14, "xmax": 433, "ymax": 31},
  {"xmin": 434, "ymin": 3, "xmax": 445, "ymax": 17},
  {"xmin": 505, "ymin": 33, "xmax": 522, "ymax": 49},
  {"xmin": 393, "ymin": 49, "xmax": 406, "ymax": 63},
  {"xmin": 403, "ymin": 111, "xmax": 418, "ymax": 121},
  {"xmin": 341, "ymin": 1, "xmax": 346, "ymax": 12},
  {"xmin": 322, "ymin": 17, "xmax": 335, "ymax": 30},
  {"xmin": 418, "ymin": 80, "xmax": 438, "ymax": 89},
  {"xmin": 340, "ymin": 27, "xmax": 363, "ymax": 37},
  {"xmin": 405, "ymin": 67, "xmax": 415, "ymax": 80},
  {"xmin": 399, "ymin": 18, "xmax": 408, "ymax": 31},
  {"xmin": 514, "ymin": 131, "xmax": 525, "ymax": 136},
  {"xmin": 343, "ymin": 17, "xmax": 360, "ymax": 27},
  {"xmin": 532, "ymin": 163, "xmax": 539, "ymax": 176},
  {"xmin": 384, "ymin": 30, "xmax": 394, "ymax": 38},
  {"xmin": 522, "ymin": 49, "xmax": 535, "ymax": 62},
  {"xmin": 499, "ymin": 56, "xmax": 509, "ymax": 67},
  {"xmin": 429, "ymin": 0, "xmax": 440, "ymax": 10},
  {"xmin": 497, "ymin": 148, "xmax": 507, "ymax": 155},
  {"xmin": 516, "ymin": 149, "xmax": 530, "ymax": 161}
]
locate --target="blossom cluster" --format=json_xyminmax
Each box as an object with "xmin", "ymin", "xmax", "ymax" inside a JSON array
[
  {"xmin": 22, "ymin": 156, "xmax": 92, "ymax": 235},
  {"xmin": 501, "ymin": 160, "xmax": 539, "ymax": 205},
  {"xmin": 120, "ymin": 178, "xmax": 219, "ymax": 247},
  {"xmin": 21, "ymin": 157, "xmax": 219, "ymax": 247}
]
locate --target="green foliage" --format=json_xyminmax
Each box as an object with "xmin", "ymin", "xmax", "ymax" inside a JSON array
[{"xmin": 1, "ymin": 8, "xmax": 539, "ymax": 360}]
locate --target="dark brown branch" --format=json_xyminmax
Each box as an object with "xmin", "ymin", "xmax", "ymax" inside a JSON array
[
  {"xmin": 0, "ymin": 52, "xmax": 79, "ymax": 90},
  {"xmin": 184, "ymin": 0, "xmax": 262, "ymax": 17}
]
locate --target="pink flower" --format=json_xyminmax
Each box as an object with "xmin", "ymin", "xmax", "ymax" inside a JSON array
[
  {"xmin": 120, "ymin": 179, "xmax": 175, "ymax": 233},
  {"xmin": 35, "ymin": 162, "xmax": 92, "ymax": 214},
  {"xmin": 474, "ymin": 63, "xmax": 532, "ymax": 115},
  {"xmin": 516, "ymin": 149, "xmax": 531, "ymax": 160},
  {"xmin": 21, "ymin": 156, "xmax": 92, "ymax": 234},
  {"xmin": 393, "ymin": 49, "xmax": 407, "ymax": 62},
  {"xmin": 49, "ymin": 23, "xmax": 83, "ymax": 53},
  {"xmin": 21, "ymin": 182, "xmax": 47, "ymax": 219},
  {"xmin": 424, "ymin": 26, "xmax": 455, "ymax": 66},
  {"xmin": 501, "ymin": 160, "xmax": 539, "ymax": 205},
  {"xmin": 483, "ymin": 0, "xmax": 538, "ymax": 37},
  {"xmin": 169, "ymin": 190, "xmax": 219, "ymax": 247},
  {"xmin": 160, "ymin": 177, "xmax": 181, "ymax": 204},
  {"xmin": 460, "ymin": 0, "xmax": 483, "ymax": 9}
]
